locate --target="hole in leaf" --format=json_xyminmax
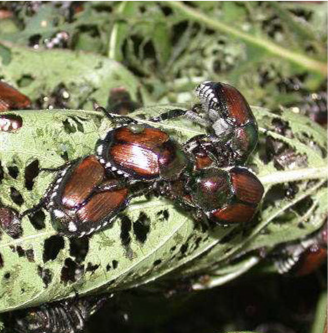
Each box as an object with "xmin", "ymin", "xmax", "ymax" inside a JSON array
[
  {"xmin": 28, "ymin": 209, "xmax": 46, "ymax": 230},
  {"xmin": 61, "ymin": 258, "xmax": 83, "ymax": 284},
  {"xmin": 160, "ymin": 5, "xmax": 173, "ymax": 16},
  {"xmin": 10, "ymin": 187, "xmax": 24, "ymax": 206},
  {"xmin": 120, "ymin": 215, "xmax": 132, "ymax": 246},
  {"xmin": 16, "ymin": 246, "xmax": 25, "ymax": 257},
  {"xmin": 194, "ymin": 236, "xmax": 203, "ymax": 250},
  {"xmin": 63, "ymin": 119, "xmax": 77, "ymax": 134},
  {"xmin": 43, "ymin": 235, "xmax": 65, "ymax": 262},
  {"xmin": 180, "ymin": 243, "xmax": 188, "ymax": 255},
  {"xmin": 0, "ymin": 161, "xmax": 4, "ymax": 184},
  {"xmin": 35, "ymin": 83, "xmax": 71, "ymax": 110},
  {"xmin": 17, "ymin": 74, "xmax": 34, "ymax": 88},
  {"xmin": 293, "ymin": 196, "xmax": 314, "ymax": 217},
  {"xmin": 153, "ymin": 259, "xmax": 162, "ymax": 266},
  {"xmin": 156, "ymin": 209, "xmax": 169, "ymax": 221},
  {"xmin": 25, "ymin": 160, "xmax": 40, "ymax": 191},
  {"xmin": 224, "ymin": 246, "xmax": 235, "ymax": 255},
  {"xmin": 0, "ymin": 253, "xmax": 3, "ymax": 268},
  {"xmin": 62, "ymin": 117, "xmax": 85, "ymax": 134},
  {"xmin": 8, "ymin": 166, "xmax": 19, "ymax": 179},
  {"xmin": 112, "ymin": 260, "xmax": 118, "ymax": 269},
  {"xmin": 86, "ymin": 263, "xmax": 100, "ymax": 273},
  {"xmin": 72, "ymin": 117, "xmax": 85, "ymax": 133},
  {"xmin": 61, "ymin": 151, "xmax": 69, "ymax": 162},
  {"xmin": 37, "ymin": 266, "xmax": 53, "ymax": 288},
  {"xmin": 25, "ymin": 249, "xmax": 35, "ymax": 262},
  {"xmin": 220, "ymin": 230, "xmax": 239, "ymax": 244},
  {"xmin": 133, "ymin": 213, "xmax": 150, "ymax": 244},
  {"xmin": 69, "ymin": 237, "xmax": 89, "ymax": 263},
  {"xmin": 262, "ymin": 184, "xmax": 287, "ymax": 210},
  {"xmin": 4, "ymin": 272, "xmax": 10, "ymax": 280},
  {"xmin": 28, "ymin": 34, "xmax": 42, "ymax": 48}
]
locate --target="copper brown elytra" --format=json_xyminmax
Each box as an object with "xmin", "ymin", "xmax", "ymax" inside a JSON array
[
  {"xmin": 163, "ymin": 166, "xmax": 264, "ymax": 226},
  {"xmin": 149, "ymin": 81, "xmax": 259, "ymax": 168},
  {"xmin": 0, "ymin": 81, "xmax": 31, "ymax": 111},
  {"xmin": 46, "ymin": 155, "xmax": 130, "ymax": 237},
  {"xmin": 96, "ymin": 123, "xmax": 189, "ymax": 181}
]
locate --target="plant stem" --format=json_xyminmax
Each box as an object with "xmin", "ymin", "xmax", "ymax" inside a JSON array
[
  {"xmin": 192, "ymin": 256, "xmax": 260, "ymax": 290},
  {"xmin": 167, "ymin": 1, "xmax": 327, "ymax": 76},
  {"xmin": 259, "ymin": 166, "xmax": 328, "ymax": 185},
  {"xmin": 311, "ymin": 290, "xmax": 327, "ymax": 333}
]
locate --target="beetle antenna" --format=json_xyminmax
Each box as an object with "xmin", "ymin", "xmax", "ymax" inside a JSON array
[{"xmin": 93, "ymin": 101, "xmax": 116, "ymax": 121}]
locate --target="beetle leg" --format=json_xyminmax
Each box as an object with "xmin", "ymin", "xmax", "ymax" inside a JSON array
[
  {"xmin": 184, "ymin": 110, "xmax": 210, "ymax": 127},
  {"xmin": 20, "ymin": 199, "xmax": 47, "ymax": 219},
  {"xmin": 149, "ymin": 108, "xmax": 187, "ymax": 122},
  {"xmin": 129, "ymin": 186, "xmax": 153, "ymax": 199},
  {"xmin": 149, "ymin": 107, "xmax": 211, "ymax": 128},
  {"xmin": 40, "ymin": 158, "xmax": 79, "ymax": 173}
]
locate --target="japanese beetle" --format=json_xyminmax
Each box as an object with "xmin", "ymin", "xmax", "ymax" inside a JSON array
[
  {"xmin": 276, "ymin": 243, "xmax": 327, "ymax": 277},
  {"xmin": 46, "ymin": 155, "xmax": 130, "ymax": 237},
  {"xmin": 164, "ymin": 166, "xmax": 264, "ymax": 226},
  {"xmin": 12, "ymin": 295, "xmax": 107, "ymax": 333},
  {"xmin": 0, "ymin": 81, "xmax": 31, "ymax": 111},
  {"xmin": 96, "ymin": 123, "xmax": 189, "ymax": 181},
  {"xmin": 275, "ymin": 224, "xmax": 327, "ymax": 276},
  {"xmin": 150, "ymin": 82, "xmax": 258, "ymax": 167},
  {"xmin": 193, "ymin": 81, "xmax": 258, "ymax": 166},
  {"xmin": 291, "ymin": 244, "xmax": 327, "ymax": 276},
  {"xmin": 189, "ymin": 166, "xmax": 264, "ymax": 225}
]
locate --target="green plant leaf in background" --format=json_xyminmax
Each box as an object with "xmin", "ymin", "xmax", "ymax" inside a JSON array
[{"xmin": 0, "ymin": 43, "xmax": 150, "ymax": 110}]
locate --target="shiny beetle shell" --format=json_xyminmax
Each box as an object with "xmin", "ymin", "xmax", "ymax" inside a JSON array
[
  {"xmin": 196, "ymin": 81, "xmax": 256, "ymax": 128},
  {"xmin": 292, "ymin": 244, "xmax": 327, "ymax": 276},
  {"xmin": 48, "ymin": 155, "xmax": 128, "ymax": 237},
  {"xmin": 275, "ymin": 244, "xmax": 327, "ymax": 277},
  {"xmin": 0, "ymin": 81, "xmax": 31, "ymax": 111},
  {"xmin": 190, "ymin": 167, "xmax": 264, "ymax": 225},
  {"xmin": 194, "ymin": 81, "xmax": 258, "ymax": 165},
  {"xmin": 96, "ymin": 124, "xmax": 189, "ymax": 181}
]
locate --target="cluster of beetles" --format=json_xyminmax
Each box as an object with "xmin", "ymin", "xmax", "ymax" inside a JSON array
[
  {"xmin": 43, "ymin": 80, "xmax": 264, "ymax": 238},
  {"xmin": 0, "ymin": 80, "xmax": 326, "ymax": 333},
  {"xmin": 1, "ymin": 80, "xmax": 265, "ymax": 238}
]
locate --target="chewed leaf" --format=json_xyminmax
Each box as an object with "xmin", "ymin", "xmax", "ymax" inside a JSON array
[
  {"xmin": 0, "ymin": 105, "xmax": 327, "ymax": 312},
  {"xmin": 0, "ymin": 43, "xmax": 148, "ymax": 110}
]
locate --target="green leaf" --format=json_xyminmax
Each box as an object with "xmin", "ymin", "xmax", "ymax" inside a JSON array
[
  {"xmin": 0, "ymin": 103, "xmax": 326, "ymax": 313},
  {"xmin": 166, "ymin": 1, "xmax": 327, "ymax": 76},
  {"xmin": 108, "ymin": 2, "xmax": 140, "ymax": 61},
  {"xmin": 0, "ymin": 5, "xmax": 65, "ymax": 45},
  {"xmin": 311, "ymin": 290, "xmax": 327, "ymax": 333},
  {"xmin": 269, "ymin": 2, "xmax": 322, "ymax": 44},
  {"xmin": 0, "ymin": 43, "xmax": 148, "ymax": 109}
]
